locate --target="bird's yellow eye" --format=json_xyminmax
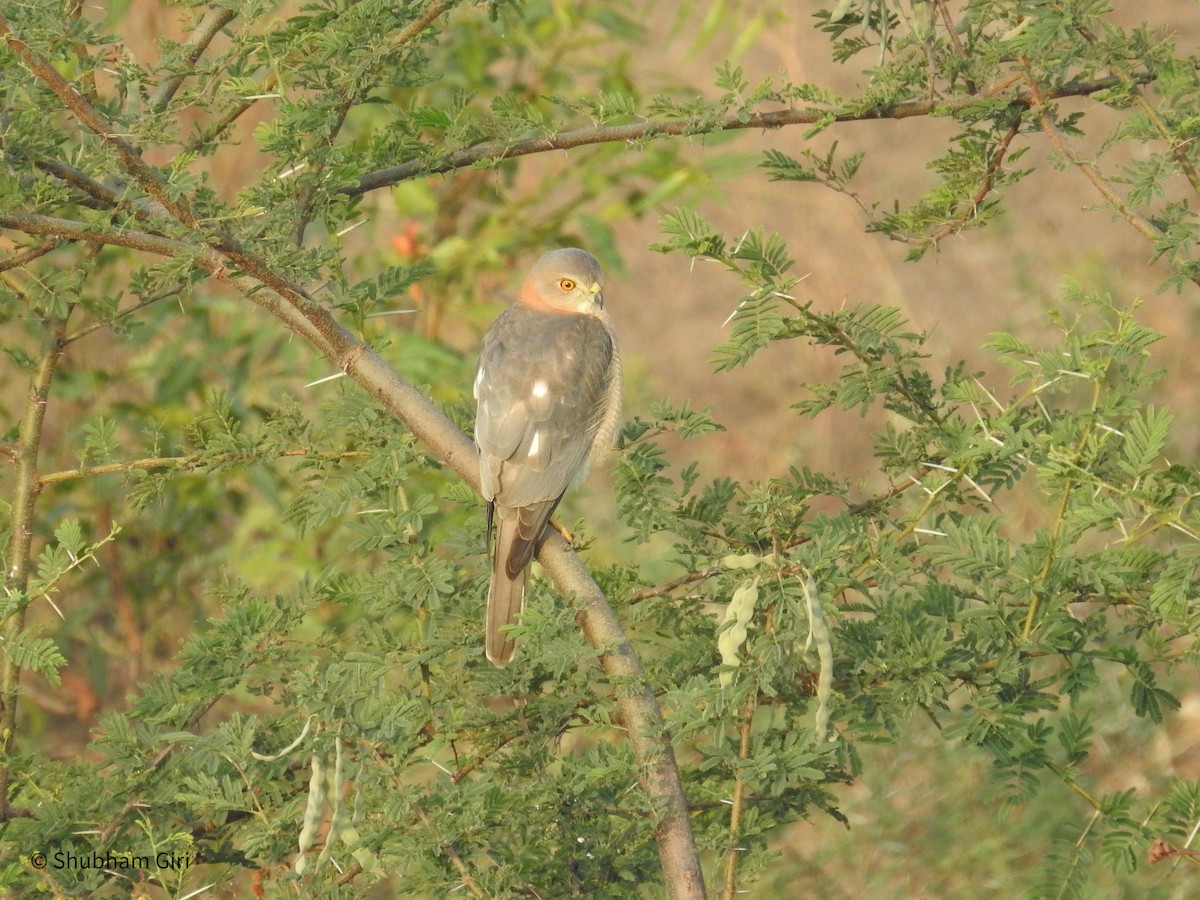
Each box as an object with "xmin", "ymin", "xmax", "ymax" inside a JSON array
[{"xmin": 559, "ymin": 278, "xmax": 576, "ymax": 292}]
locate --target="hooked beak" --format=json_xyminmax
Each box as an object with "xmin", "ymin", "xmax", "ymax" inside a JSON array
[{"xmin": 589, "ymin": 282, "xmax": 604, "ymax": 309}]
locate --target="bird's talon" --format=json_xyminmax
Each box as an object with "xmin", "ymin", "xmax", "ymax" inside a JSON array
[{"xmin": 549, "ymin": 518, "xmax": 573, "ymax": 544}]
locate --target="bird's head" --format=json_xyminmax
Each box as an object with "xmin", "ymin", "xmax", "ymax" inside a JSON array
[{"xmin": 519, "ymin": 247, "xmax": 605, "ymax": 314}]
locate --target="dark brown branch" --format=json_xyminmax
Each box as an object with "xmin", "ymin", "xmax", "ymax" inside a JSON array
[
  {"xmin": 0, "ymin": 212, "xmax": 198, "ymax": 258},
  {"xmin": 149, "ymin": 6, "xmax": 238, "ymax": 112},
  {"xmin": 343, "ymin": 74, "xmax": 1151, "ymax": 196},
  {"xmin": 0, "ymin": 239, "xmax": 59, "ymax": 273}
]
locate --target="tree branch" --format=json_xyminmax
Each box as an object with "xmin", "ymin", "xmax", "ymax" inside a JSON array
[
  {"xmin": 0, "ymin": 239, "xmax": 60, "ymax": 274},
  {"xmin": 182, "ymin": 72, "xmax": 278, "ymax": 154},
  {"xmin": 720, "ymin": 695, "xmax": 756, "ymax": 900},
  {"xmin": 0, "ymin": 211, "xmax": 202, "ymax": 259},
  {"xmin": 148, "ymin": 6, "xmax": 238, "ymax": 113},
  {"xmin": 926, "ymin": 115, "xmax": 1023, "ymax": 245},
  {"xmin": 1, "ymin": 313, "xmax": 68, "ymax": 821},
  {"xmin": 38, "ymin": 449, "xmax": 366, "ymax": 486},
  {"xmin": 626, "ymin": 567, "xmax": 722, "ymax": 604},
  {"xmin": 1020, "ymin": 67, "xmax": 1199, "ymax": 289},
  {"xmin": 343, "ymin": 74, "xmax": 1152, "ymax": 196},
  {"xmin": 0, "ymin": 17, "xmax": 200, "ymax": 230},
  {"xmin": 180, "ymin": 0, "xmax": 455, "ymax": 156},
  {"xmin": 390, "ymin": 0, "xmax": 457, "ymax": 49},
  {"xmin": 412, "ymin": 801, "xmax": 487, "ymax": 897},
  {"xmin": 0, "ymin": 211, "xmax": 342, "ymax": 352},
  {"xmin": 63, "ymin": 286, "xmax": 181, "ymax": 344}
]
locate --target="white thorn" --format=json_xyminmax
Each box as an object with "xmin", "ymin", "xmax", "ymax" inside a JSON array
[{"xmin": 305, "ymin": 372, "xmax": 346, "ymax": 387}]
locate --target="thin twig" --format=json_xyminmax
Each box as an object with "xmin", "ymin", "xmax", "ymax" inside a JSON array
[
  {"xmin": 720, "ymin": 696, "xmax": 756, "ymax": 900},
  {"xmin": 932, "ymin": 0, "xmax": 973, "ymax": 94},
  {"xmin": 148, "ymin": 6, "xmax": 238, "ymax": 112},
  {"xmin": 1069, "ymin": 25, "xmax": 1200, "ymax": 197},
  {"xmin": 38, "ymin": 448, "xmax": 366, "ymax": 486},
  {"xmin": 0, "ymin": 313, "xmax": 69, "ymax": 821},
  {"xmin": 183, "ymin": 72, "xmax": 278, "ymax": 154},
  {"xmin": 1024, "ymin": 68, "xmax": 1158, "ymax": 247},
  {"xmin": 390, "ymin": 0, "xmax": 457, "ymax": 49},
  {"xmin": 63, "ymin": 288, "xmax": 181, "ymax": 344},
  {"xmin": 927, "ymin": 115, "xmax": 1023, "ymax": 245},
  {"xmin": 292, "ymin": 93, "xmax": 357, "ymax": 245},
  {"xmin": 412, "ymin": 802, "xmax": 487, "ymax": 897},
  {"xmin": 96, "ymin": 694, "xmax": 223, "ymax": 845},
  {"xmin": 180, "ymin": 0, "xmax": 453, "ymax": 157},
  {"xmin": 1020, "ymin": 66, "xmax": 1192, "ymax": 287},
  {"xmin": 626, "ymin": 568, "xmax": 723, "ymax": 604},
  {"xmin": 0, "ymin": 239, "xmax": 59, "ymax": 273}
]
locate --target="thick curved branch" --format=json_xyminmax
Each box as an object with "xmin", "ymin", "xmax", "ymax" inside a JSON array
[{"xmin": 344, "ymin": 73, "xmax": 1151, "ymax": 196}]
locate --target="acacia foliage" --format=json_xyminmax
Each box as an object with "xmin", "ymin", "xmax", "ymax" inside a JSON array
[{"xmin": 0, "ymin": 1, "xmax": 1199, "ymax": 897}]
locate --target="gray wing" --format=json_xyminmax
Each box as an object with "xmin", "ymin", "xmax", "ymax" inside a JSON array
[{"xmin": 474, "ymin": 305, "xmax": 616, "ymax": 509}]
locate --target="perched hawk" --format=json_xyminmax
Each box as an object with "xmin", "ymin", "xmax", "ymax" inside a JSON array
[{"xmin": 473, "ymin": 248, "xmax": 622, "ymax": 666}]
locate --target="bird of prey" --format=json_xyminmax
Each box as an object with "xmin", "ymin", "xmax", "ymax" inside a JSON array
[{"xmin": 473, "ymin": 248, "xmax": 622, "ymax": 666}]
